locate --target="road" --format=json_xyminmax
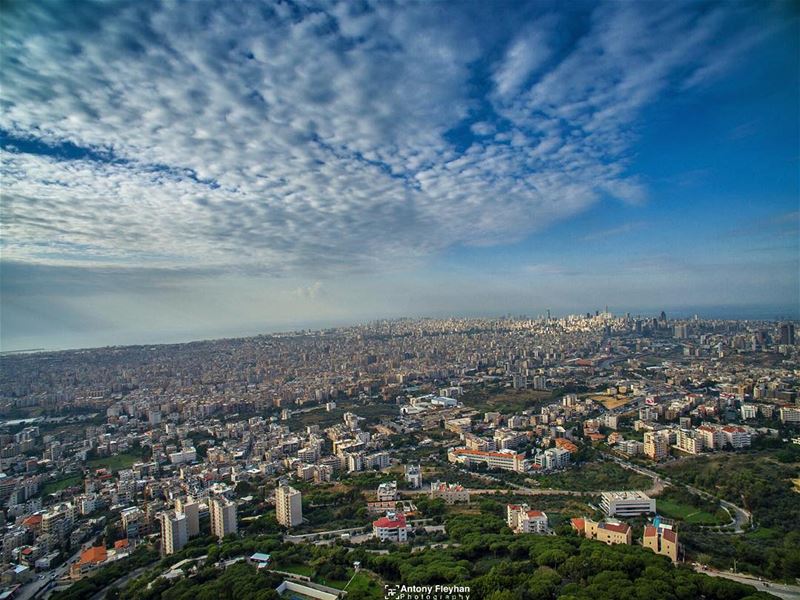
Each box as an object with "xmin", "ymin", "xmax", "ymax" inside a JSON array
[
  {"xmin": 695, "ymin": 567, "xmax": 800, "ymax": 600},
  {"xmin": 16, "ymin": 544, "xmax": 87, "ymax": 600}
]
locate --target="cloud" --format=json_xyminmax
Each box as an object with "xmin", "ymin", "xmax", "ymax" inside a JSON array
[
  {"xmin": 581, "ymin": 222, "xmax": 647, "ymax": 242},
  {"xmin": 0, "ymin": 0, "xmax": 788, "ymax": 279}
]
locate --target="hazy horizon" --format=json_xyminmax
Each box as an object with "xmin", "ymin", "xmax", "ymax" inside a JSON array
[{"xmin": 1, "ymin": 0, "xmax": 798, "ymax": 352}]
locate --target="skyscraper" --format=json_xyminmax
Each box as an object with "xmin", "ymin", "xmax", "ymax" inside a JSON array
[
  {"xmin": 209, "ymin": 496, "xmax": 237, "ymax": 540},
  {"xmin": 275, "ymin": 484, "xmax": 303, "ymax": 528}
]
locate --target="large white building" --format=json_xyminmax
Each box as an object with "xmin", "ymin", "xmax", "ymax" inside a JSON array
[
  {"xmin": 376, "ymin": 481, "xmax": 398, "ymax": 502},
  {"xmin": 372, "ymin": 511, "xmax": 409, "ymax": 542},
  {"xmin": 209, "ymin": 496, "xmax": 237, "ymax": 539},
  {"xmin": 276, "ymin": 484, "xmax": 303, "ymax": 528},
  {"xmin": 160, "ymin": 511, "xmax": 188, "ymax": 556},
  {"xmin": 600, "ymin": 491, "xmax": 656, "ymax": 517},
  {"xmin": 447, "ymin": 447, "xmax": 527, "ymax": 472},
  {"xmin": 533, "ymin": 447, "xmax": 570, "ymax": 470}
]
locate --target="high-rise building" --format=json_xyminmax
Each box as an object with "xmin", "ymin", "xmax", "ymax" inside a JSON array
[
  {"xmin": 779, "ymin": 323, "xmax": 796, "ymax": 345},
  {"xmin": 643, "ymin": 430, "xmax": 669, "ymax": 460},
  {"xmin": 275, "ymin": 485, "xmax": 303, "ymax": 528},
  {"xmin": 209, "ymin": 496, "xmax": 237, "ymax": 539},
  {"xmin": 175, "ymin": 497, "xmax": 200, "ymax": 538},
  {"xmin": 160, "ymin": 511, "xmax": 188, "ymax": 556}
]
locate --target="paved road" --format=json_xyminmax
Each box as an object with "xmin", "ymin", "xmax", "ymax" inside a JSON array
[
  {"xmin": 17, "ymin": 543, "xmax": 87, "ymax": 600},
  {"xmin": 695, "ymin": 567, "xmax": 800, "ymax": 600}
]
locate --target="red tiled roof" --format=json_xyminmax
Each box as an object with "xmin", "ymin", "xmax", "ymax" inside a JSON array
[
  {"xmin": 601, "ymin": 522, "xmax": 629, "ymax": 534},
  {"xmin": 570, "ymin": 518, "xmax": 585, "ymax": 531},
  {"xmin": 114, "ymin": 539, "xmax": 129, "ymax": 549},
  {"xmin": 662, "ymin": 529, "xmax": 678, "ymax": 543},
  {"xmin": 79, "ymin": 546, "xmax": 107, "ymax": 565},
  {"xmin": 526, "ymin": 510, "xmax": 545, "ymax": 518},
  {"xmin": 373, "ymin": 513, "xmax": 406, "ymax": 528},
  {"xmin": 643, "ymin": 525, "xmax": 657, "ymax": 537}
]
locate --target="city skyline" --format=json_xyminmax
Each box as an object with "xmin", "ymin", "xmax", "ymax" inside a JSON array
[{"xmin": 1, "ymin": 0, "xmax": 798, "ymax": 351}]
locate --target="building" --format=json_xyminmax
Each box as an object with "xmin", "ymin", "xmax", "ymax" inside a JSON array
[
  {"xmin": 276, "ymin": 484, "xmax": 303, "ymax": 528},
  {"xmin": 209, "ymin": 496, "xmax": 237, "ymax": 539},
  {"xmin": 533, "ymin": 447, "xmax": 570, "ymax": 470},
  {"xmin": 721, "ymin": 426, "xmax": 751, "ymax": 448},
  {"xmin": 571, "ymin": 518, "xmax": 631, "ymax": 545},
  {"xmin": 175, "ymin": 497, "xmax": 200, "ymax": 538},
  {"xmin": 372, "ymin": 511, "xmax": 409, "ymax": 542},
  {"xmin": 160, "ymin": 511, "xmax": 188, "ymax": 556},
  {"xmin": 376, "ymin": 481, "xmax": 398, "ymax": 502},
  {"xmin": 506, "ymin": 504, "xmax": 548, "ymax": 534},
  {"xmin": 600, "ymin": 491, "xmax": 656, "ymax": 517},
  {"xmin": 740, "ymin": 404, "xmax": 758, "ymax": 420},
  {"xmin": 643, "ymin": 523, "xmax": 679, "ymax": 563},
  {"xmin": 69, "ymin": 546, "xmax": 107, "ymax": 580},
  {"xmin": 405, "ymin": 464, "xmax": 422, "ymax": 489},
  {"xmin": 675, "ymin": 429, "xmax": 703, "ymax": 455},
  {"xmin": 429, "ymin": 481, "xmax": 469, "ymax": 504},
  {"xmin": 644, "ymin": 431, "xmax": 669, "ymax": 460},
  {"xmin": 780, "ymin": 406, "xmax": 800, "ymax": 424},
  {"xmin": 448, "ymin": 447, "xmax": 527, "ymax": 472},
  {"xmin": 697, "ymin": 425, "xmax": 724, "ymax": 450}
]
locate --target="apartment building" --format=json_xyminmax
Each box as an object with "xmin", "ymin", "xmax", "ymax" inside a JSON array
[
  {"xmin": 276, "ymin": 484, "xmax": 303, "ymax": 528},
  {"xmin": 160, "ymin": 511, "xmax": 188, "ymax": 556},
  {"xmin": 405, "ymin": 464, "xmax": 422, "ymax": 489},
  {"xmin": 376, "ymin": 481, "xmax": 398, "ymax": 502},
  {"xmin": 506, "ymin": 504, "xmax": 548, "ymax": 534},
  {"xmin": 372, "ymin": 511, "xmax": 409, "ymax": 542},
  {"xmin": 429, "ymin": 481, "xmax": 470, "ymax": 504},
  {"xmin": 209, "ymin": 496, "xmax": 237, "ymax": 539},
  {"xmin": 644, "ymin": 430, "xmax": 669, "ymax": 460}
]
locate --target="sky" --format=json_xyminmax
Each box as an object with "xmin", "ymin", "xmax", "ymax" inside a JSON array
[{"xmin": 1, "ymin": 0, "xmax": 798, "ymax": 351}]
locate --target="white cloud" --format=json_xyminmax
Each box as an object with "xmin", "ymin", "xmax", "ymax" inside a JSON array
[{"xmin": 0, "ymin": 0, "xmax": 783, "ymax": 277}]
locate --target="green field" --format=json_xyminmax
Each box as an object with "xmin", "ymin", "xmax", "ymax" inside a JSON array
[
  {"xmin": 278, "ymin": 564, "xmax": 315, "ymax": 577},
  {"xmin": 460, "ymin": 385, "xmax": 552, "ymax": 413},
  {"xmin": 319, "ymin": 570, "xmax": 382, "ymax": 598},
  {"xmin": 531, "ymin": 460, "xmax": 652, "ymax": 492},
  {"xmin": 86, "ymin": 451, "xmax": 140, "ymax": 472},
  {"xmin": 42, "ymin": 474, "xmax": 82, "ymax": 495},
  {"xmin": 656, "ymin": 498, "xmax": 726, "ymax": 525}
]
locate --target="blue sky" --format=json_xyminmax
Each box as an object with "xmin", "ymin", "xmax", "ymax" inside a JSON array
[{"xmin": 1, "ymin": 0, "xmax": 798, "ymax": 350}]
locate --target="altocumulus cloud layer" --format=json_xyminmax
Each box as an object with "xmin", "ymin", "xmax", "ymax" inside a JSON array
[
  {"xmin": 0, "ymin": 0, "xmax": 797, "ymax": 349},
  {"xmin": 1, "ymin": 0, "xmax": 784, "ymax": 269}
]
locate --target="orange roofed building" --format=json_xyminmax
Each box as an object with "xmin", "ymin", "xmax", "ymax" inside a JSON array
[
  {"xmin": 70, "ymin": 545, "xmax": 107, "ymax": 580},
  {"xmin": 571, "ymin": 517, "xmax": 632, "ymax": 545}
]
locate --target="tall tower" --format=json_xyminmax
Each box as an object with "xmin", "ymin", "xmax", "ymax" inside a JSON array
[
  {"xmin": 175, "ymin": 496, "xmax": 200, "ymax": 538},
  {"xmin": 160, "ymin": 511, "xmax": 188, "ymax": 556},
  {"xmin": 209, "ymin": 496, "xmax": 237, "ymax": 540},
  {"xmin": 275, "ymin": 484, "xmax": 303, "ymax": 528}
]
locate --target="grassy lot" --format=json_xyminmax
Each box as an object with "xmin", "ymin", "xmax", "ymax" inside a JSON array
[
  {"xmin": 86, "ymin": 451, "xmax": 140, "ymax": 472},
  {"xmin": 320, "ymin": 570, "xmax": 382, "ymax": 597},
  {"xmin": 530, "ymin": 460, "xmax": 652, "ymax": 491},
  {"xmin": 460, "ymin": 385, "xmax": 553, "ymax": 413},
  {"xmin": 656, "ymin": 497, "xmax": 725, "ymax": 525},
  {"xmin": 278, "ymin": 564, "xmax": 315, "ymax": 577},
  {"xmin": 42, "ymin": 474, "xmax": 82, "ymax": 495}
]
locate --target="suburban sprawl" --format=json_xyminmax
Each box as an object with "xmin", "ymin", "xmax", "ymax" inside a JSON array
[{"xmin": 0, "ymin": 313, "xmax": 798, "ymax": 600}]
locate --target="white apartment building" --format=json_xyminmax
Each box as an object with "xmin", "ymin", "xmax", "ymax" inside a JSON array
[
  {"xmin": 533, "ymin": 447, "xmax": 570, "ymax": 470},
  {"xmin": 429, "ymin": 481, "xmax": 470, "ymax": 504},
  {"xmin": 721, "ymin": 426, "xmax": 751, "ymax": 449},
  {"xmin": 372, "ymin": 511, "xmax": 409, "ymax": 542},
  {"xmin": 600, "ymin": 491, "xmax": 656, "ymax": 517},
  {"xmin": 276, "ymin": 484, "xmax": 303, "ymax": 528},
  {"xmin": 507, "ymin": 504, "xmax": 549, "ymax": 534}
]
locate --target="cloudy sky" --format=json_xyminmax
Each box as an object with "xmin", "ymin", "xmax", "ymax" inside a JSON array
[{"xmin": 1, "ymin": 0, "xmax": 798, "ymax": 350}]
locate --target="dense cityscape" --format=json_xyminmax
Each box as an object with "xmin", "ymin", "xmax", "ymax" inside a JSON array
[{"xmin": 0, "ymin": 313, "xmax": 798, "ymax": 600}]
